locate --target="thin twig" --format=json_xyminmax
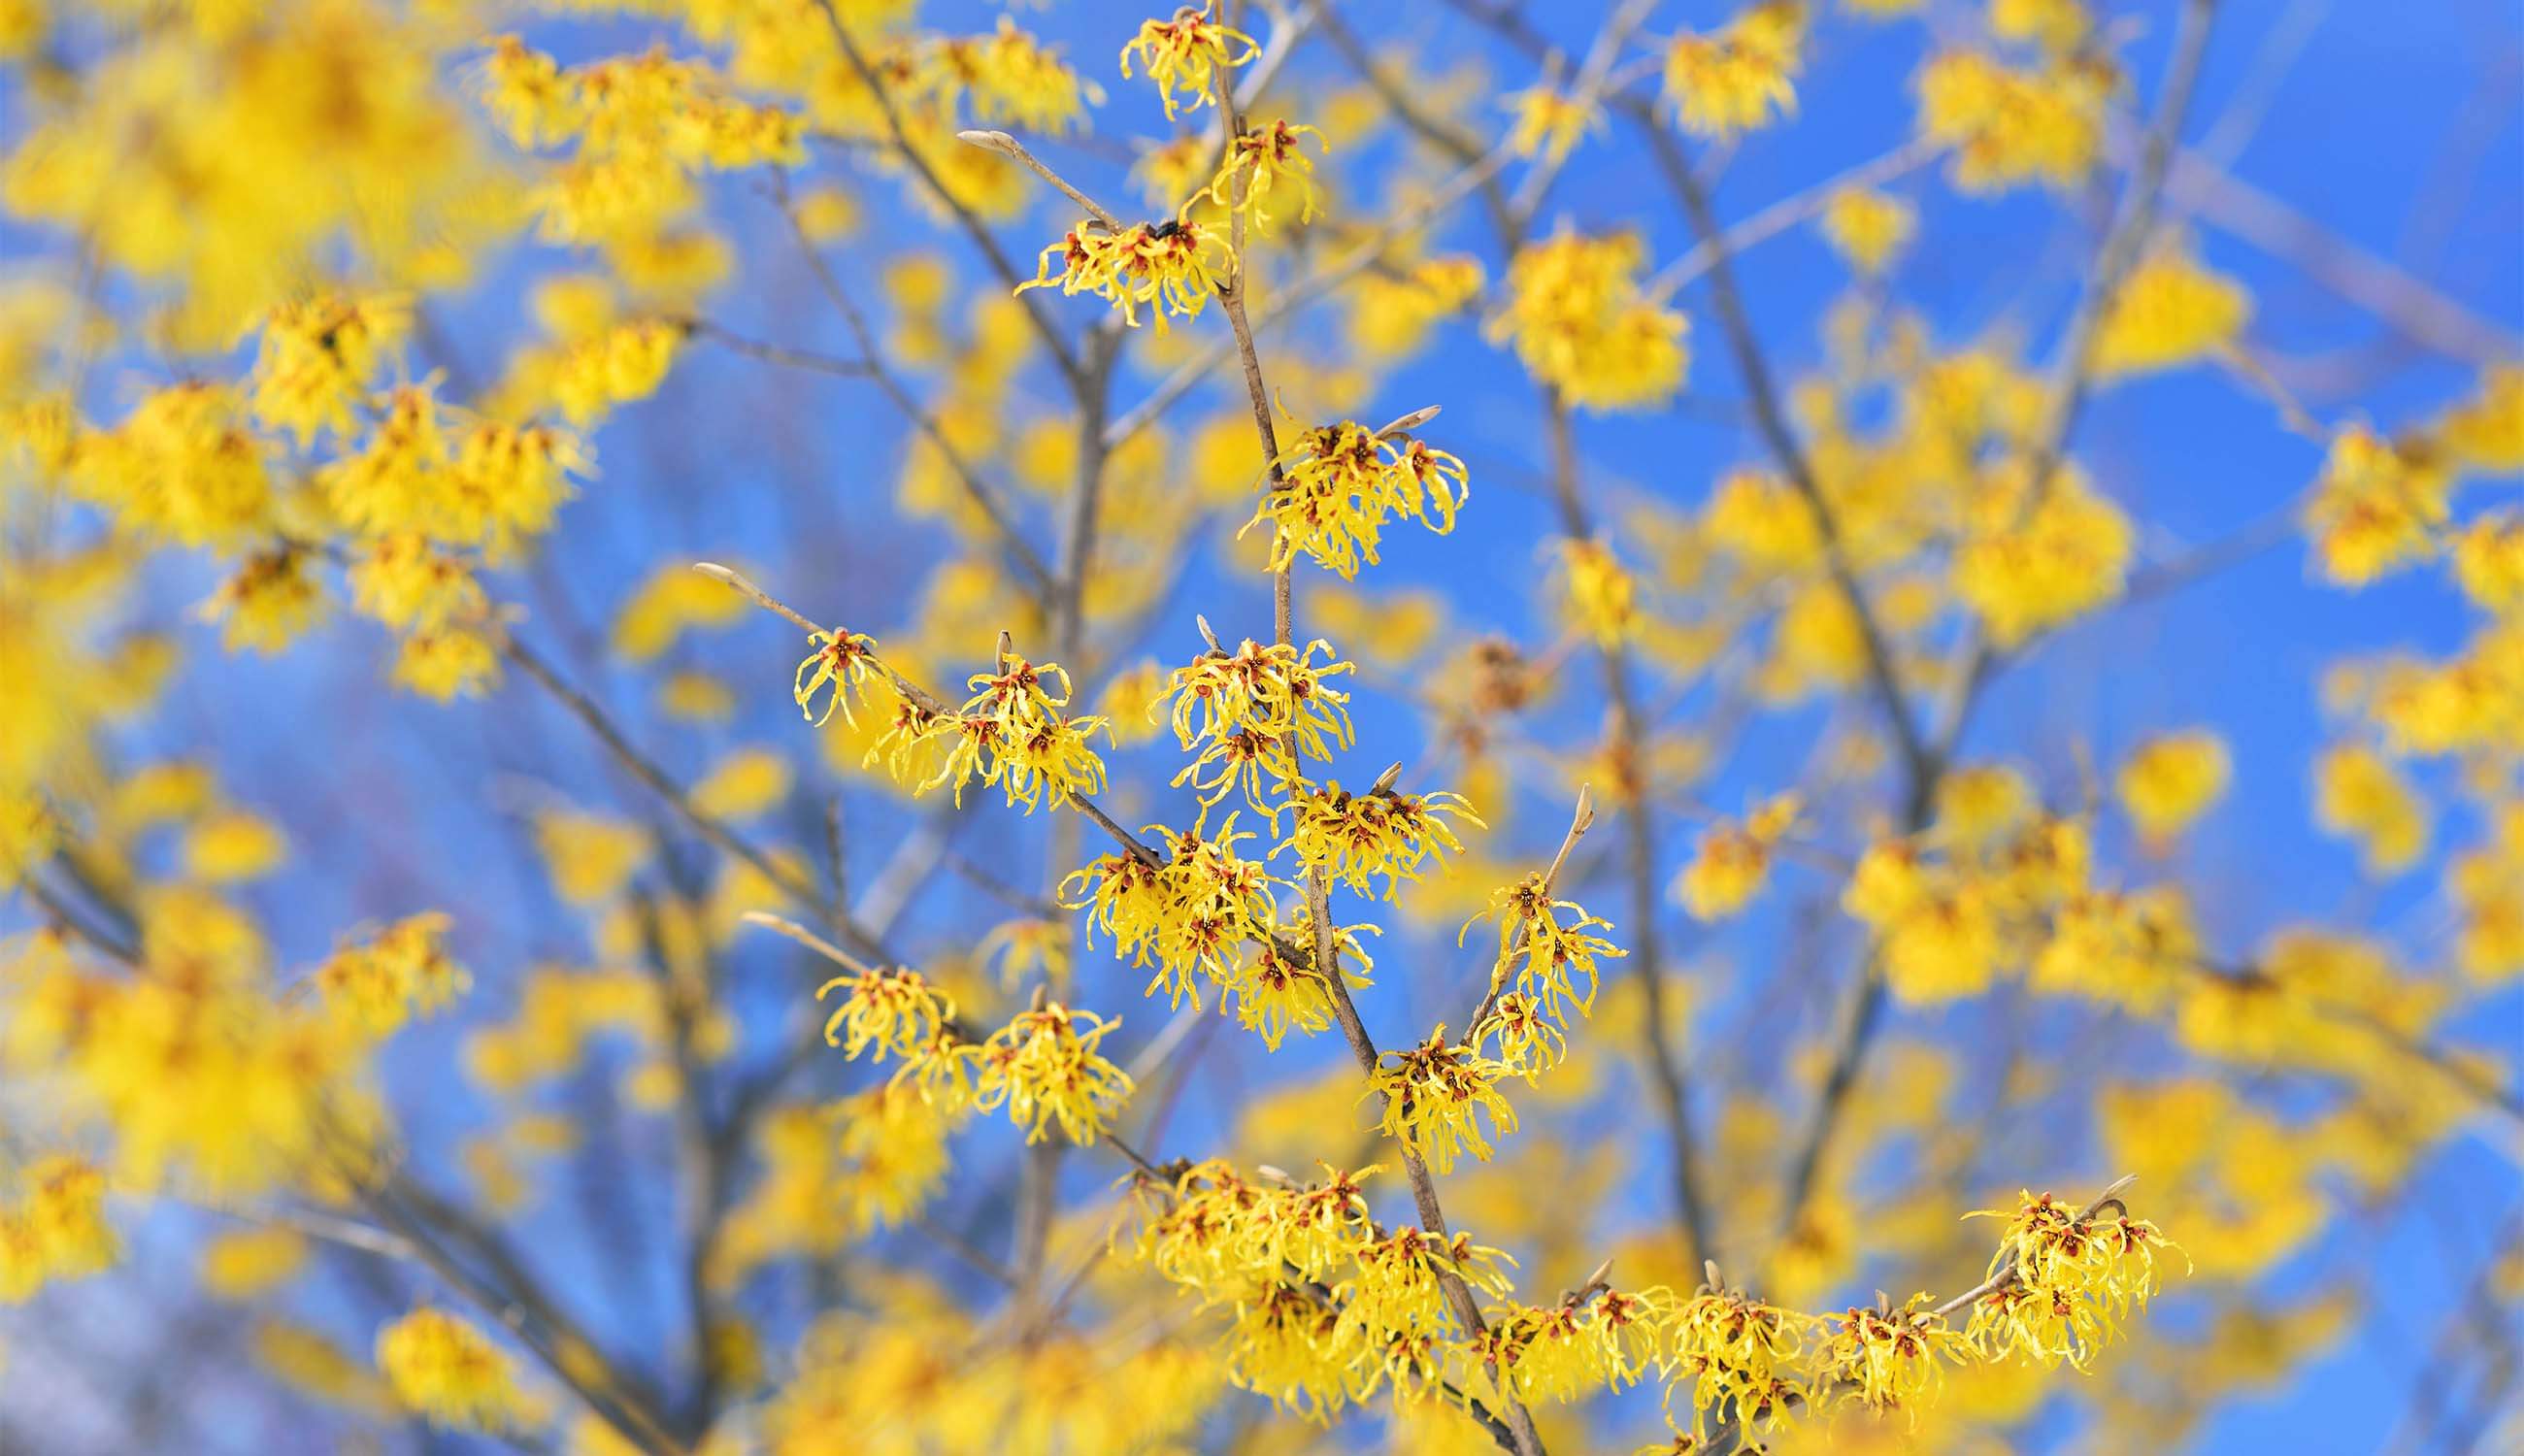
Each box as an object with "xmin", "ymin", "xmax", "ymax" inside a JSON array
[
  {"xmin": 678, "ymin": 317, "xmax": 872, "ymax": 378},
  {"xmin": 1538, "ymin": 393, "xmax": 1718, "ymax": 1267},
  {"xmin": 958, "ymin": 129, "xmax": 1123, "ymax": 230},
  {"xmin": 809, "ymin": 0, "xmax": 1087, "ymax": 389},
  {"xmin": 1777, "ymin": 0, "xmax": 2225, "ymax": 1257},
  {"xmin": 1199, "ymin": 25, "xmax": 1547, "ymax": 1454},
  {"xmin": 763, "ymin": 171, "xmax": 1059, "ymax": 601},
  {"xmin": 1644, "ymin": 138, "xmax": 1943, "ymax": 303}
]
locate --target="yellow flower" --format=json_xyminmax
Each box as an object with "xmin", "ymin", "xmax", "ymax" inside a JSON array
[
  {"xmin": 1916, "ymin": 50, "xmax": 2111, "ymax": 192},
  {"xmin": 817, "ymin": 965, "xmax": 958, "ymax": 1064},
  {"xmin": 659, "ymin": 670, "xmax": 737, "ymax": 723},
  {"xmin": 921, "ymin": 18, "xmax": 1101, "ymax": 137},
  {"xmin": 1019, "ymin": 216, "xmax": 1237, "ymax": 330},
  {"xmin": 1101, "ymin": 814, "xmax": 1287, "ymax": 1009},
  {"xmin": 1461, "ymin": 876, "xmax": 1627, "ymax": 1026},
  {"xmin": 1244, "ymin": 415, "xmax": 1469, "ymax": 579},
  {"xmin": 1095, "ymin": 657, "xmax": 1167, "ymax": 746},
  {"xmin": 1665, "ymin": 1288, "xmax": 1815, "ymax": 1441},
  {"xmin": 1812, "ymin": 1294, "xmax": 1971, "ymax": 1423},
  {"xmin": 315, "ymin": 911, "xmax": 470, "ymax": 1037},
  {"xmin": 1119, "ymin": 7, "xmax": 1258, "ymax": 119},
  {"xmin": 2031, "ymin": 886, "xmax": 2196, "ymax": 1013},
  {"xmin": 199, "ymin": 1226, "xmax": 310, "ymax": 1300},
  {"xmin": 1843, "ymin": 839, "xmax": 1929, "ymax": 926},
  {"xmin": 375, "ymin": 1307, "xmax": 522, "ymax": 1431},
  {"xmin": 690, "ymin": 745, "xmax": 793, "ymax": 821},
  {"xmin": 1963, "ymin": 1189, "xmax": 2182, "ymax": 1369},
  {"xmin": 2115, "ymin": 729, "xmax": 2231, "ymax": 843},
  {"xmin": 535, "ymin": 810, "xmax": 652, "ymax": 905},
  {"xmin": 1881, "ymin": 883, "xmax": 2005, "ymax": 1004},
  {"xmin": 1192, "ymin": 118, "xmax": 1326, "ymax": 233},
  {"xmin": 925, "ymin": 655, "xmax": 1111, "ymax": 811},
  {"xmin": 183, "ymin": 809, "xmax": 288, "ymax": 883},
  {"xmin": 2093, "ymin": 248, "xmax": 2250, "ymax": 377},
  {"xmin": 2450, "ymin": 805, "xmax": 2524, "ymax": 984},
  {"xmin": 2435, "ymin": 363, "xmax": 2524, "ymax": 474},
  {"xmin": 1131, "ymin": 134, "xmax": 1217, "ymax": 211},
  {"xmin": 2, "ymin": 1158, "xmax": 116, "ymax": 1302},
  {"xmin": 1662, "ymin": 2, "xmax": 1805, "ymax": 140},
  {"xmin": 197, "ymin": 547, "xmax": 329, "ymax": 654},
  {"xmin": 1936, "ymin": 762, "xmax": 2035, "ymax": 848},
  {"xmin": 610, "ymin": 559, "xmax": 747, "ymax": 663},
  {"xmin": 246, "ymin": 292, "xmax": 411, "ymax": 445},
  {"xmin": 1470, "ymin": 991, "xmax": 1568, "ymax": 1075},
  {"xmin": 550, "ymin": 319, "xmax": 681, "ymax": 427},
  {"xmin": 72, "ymin": 382, "xmax": 273, "ymax": 547},
  {"xmin": 1350, "ymin": 253, "xmax": 1486, "ymax": 358},
  {"xmin": 1702, "ymin": 467, "xmax": 1822, "ymax": 573},
  {"xmin": 1677, "ymin": 793, "xmax": 1801, "ymax": 920},
  {"xmin": 1992, "ymin": 0, "xmax": 2094, "ymax": 53},
  {"xmin": 2312, "ymin": 742, "xmax": 2429, "ymax": 876},
  {"xmin": 1506, "ymin": 83, "xmax": 1605, "ymax": 164},
  {"xmin": 793, "ymin": 627, "xmax": 880, "ymax": 727},
  {"xmin": 1366, "ymin": 1029, "xmax": 1517, "ymax": 1175},
  {"xmin": 1555, "ymin": 537, "xmax": 1639, "ymax": 648},
  {"xmin": 1818, "ymin": 187, "xmax": 1916, "ymax": 275},
  {"xmin": 974, "ymin": 1002, "xmax": 1134, "ymax": 1143},
  {"xmin": 348, "ymin": 535, "xmax": 484, "ymax": 632},
  {"xmin": 1951, "ymin": 470, "xmax": 2134, "ymax": 646},
  {"xmin": 477, "ymin": 35, "xmax": 579, "ymax": 149},
  {"xmin": 1278, "ymin": 781, "xmax": 1482, "ymax": 898},
  {"xmin": 1489, "ymin": 230, "xmax": 1689, "ymax": 412},
  {"xmin": 2451, "ymin": 511, "xmax": 2524, "ymax": 612}
]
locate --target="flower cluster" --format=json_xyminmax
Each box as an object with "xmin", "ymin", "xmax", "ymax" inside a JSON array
[
  {"xmin": 1813, "ymin": 1294, "xmax": 1976, "ymax": 1422},
  {"xmin": 914, "ymin": 18, "xmax": 1102, "ymax": 136},
  {"xmin": 322, "ymin": 381, "xmax": 592, "ymax": 557},
  {"xmin": 247, "ymin": 293, "xmax": 413, "ymax": 445},
  {"xmin": 1278, "ymin": 781, "xmax": 1481, "ymax": 898},
  {"xmin": 1065, "ymin": 817, "xmax": 1278, "ymax": 1007},
  {"xmin": 3, "ymin": 903, "xmax": 411, "ymax": 1195},
  {"xmin": 1963, "ymin": 1189, "xmax": 2185, "ymax": 1368},
  {"xmin": 817, "ymin": 965, "xmax": 959, "ymax": 1065},
  {"xmin": 1366, "ymin": 1029, "xmax": 1519, "ymax": 1175},
  {"xmin": 312, "ymin": 911, "xmax": 472, "ymax": 1037},
  {"xmin": 1662, "ymin": 1287, "xmax": 1816, "ymax": 1441},
  {"xmin": 1193, "ymin": 119, "xmax": 1327, "ymax": 233},
  {"xmin": 1916, "ymin": 50, "xmax": 2112, "ymax": 193},
  {"xmin": 795, "ymin": 629, "xmax": 1111, "ymax": 813},
  {"xmin": 1677, "ymin": 792, "xmax": 1802, "ymax": 921},
  {"xmin": 1124, "ymin": 1160, "xmax": 1518, "ymax": 1415},
  {"xmin": 1245, "ymin": 415, "xmax": 1471, "ymax": 578},
  {"xmin": 1488, "ymin": 230, "xmax": 1689, "ymax": 412},
  {"xmin": 1662, "ymin": 0, "xmax": 1806, "ymax": 140},
  {"xmin": 1478, "ymin": 1289, "xmax": 1661, "ymax": 1406},
  {"xmin": 0, "ymin": 1158, "xmax": 117, "ymax": 1305},
  {"xmin": 1118, "ymin": 6, "xmax": 1258, "ymax": 119},
  {"xmin": 1846, "ymin": 787, "xmax": 2124, "ymax": 1007},
  {"xmin": 375, "ymin": 1307, "xmax": 526, "ymax": 1431},
  {"xmin": 1950, "ymin": 460, "xmax": 2136, "ymax": 647},
  {"xmin": 1157, "ymin": 635, "xmax": 1357, "ymax": 811},
  {"xmin": 1506, "ymin": 84, "xmax": 1605, "ymax": 165},
  {"xmin": 1464, "ymin": 874, "xmax": 1628, "ymax": 1032},
  {"xmin": 814, "ymin": 963, "xmax": 1132, "ymax": 1145},
  {"xmin": 1020, "ymin": 216, "xmax": 1239, "ymax": 329},
  {"xmin": 974, "ymin": 1003, "xmax": 1136, "ymax": 1144},
  {"xmin": 2092, "ymin": 248, "xmax": 2252, "ymax": 378},
  {"xmin": 2302, "ymin": 425, "xmax": 2453, "ymax": 587},
  {"xmin": 478, "ymin": 40, "xmax": 806, "ymax": 244}
]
